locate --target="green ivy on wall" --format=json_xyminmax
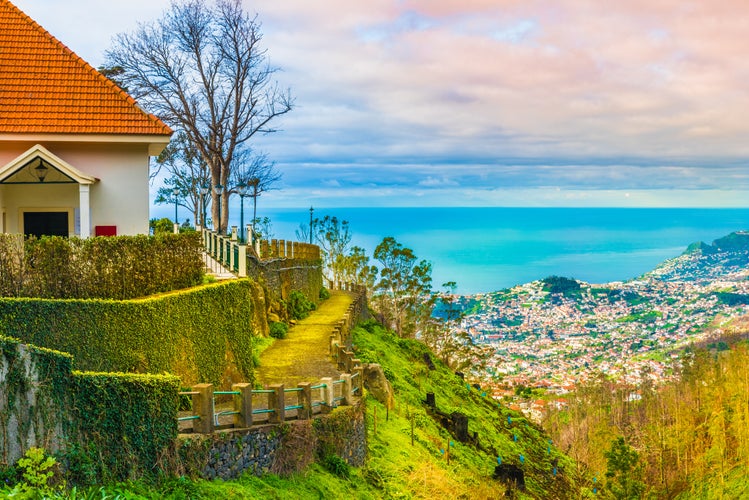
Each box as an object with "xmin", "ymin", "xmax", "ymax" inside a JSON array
[
  {"xmin": 69, "ymin": 371, "xmax": 181, "ymax": 484},
  {"xmin": 1, "ymin": 336, "xmax": 183, "ymax": 486},
  {"xmin": 0, "ymin": 336, "xmax": 73, "ymax": 466},
  {"xmin": 0, "ymin": 280, "xmax": 264, "ymax": 386}
]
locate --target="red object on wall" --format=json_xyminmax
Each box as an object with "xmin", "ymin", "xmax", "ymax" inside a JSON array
[{"xmin": 94, "ymin": 225, "xmax": 117, "ymax": 236}]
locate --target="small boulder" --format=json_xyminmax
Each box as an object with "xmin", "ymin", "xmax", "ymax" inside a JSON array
[{"xmin": 363, "ymin": 363, "xmax": 394, "ymax": 409}]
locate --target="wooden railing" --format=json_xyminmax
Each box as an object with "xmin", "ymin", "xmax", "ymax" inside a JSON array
[
  {"xmin": 328, "ymin": 282, "xmax": 368, "ymax": 353},
  {"xmin": 178, "ymin": 368, "xmax": 363, "ymax": 434}
]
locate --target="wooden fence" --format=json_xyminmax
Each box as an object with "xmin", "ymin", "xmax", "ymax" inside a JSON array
[
  {"xmin": 329, "ymin": 282, "xmax": 368, "ymax": 355},
  {"xmin": 178, "ymin": 367, "xmax": 363, "ymax": 434}
]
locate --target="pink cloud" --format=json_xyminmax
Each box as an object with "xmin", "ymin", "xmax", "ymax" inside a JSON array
[{"xmin": 268, "ymin": 0, "xmax": 746, "ymax": 159}]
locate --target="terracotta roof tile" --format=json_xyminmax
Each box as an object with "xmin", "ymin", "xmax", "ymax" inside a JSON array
[{"xmin": 0, "ymin": 0, "xmax": 172, "ymax": 136}]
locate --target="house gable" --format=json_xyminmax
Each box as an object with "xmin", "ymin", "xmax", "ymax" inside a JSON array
[{"xmin": 0, "ymin": 144, "xmax": 97, "ymax": 185}]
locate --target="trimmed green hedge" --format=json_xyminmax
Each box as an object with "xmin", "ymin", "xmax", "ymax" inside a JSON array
[
  {"xmin": 69, "ymin": 371, "xmax": 180, "ymax": 484},
  {"xmin": 0, "ymin": 233, "xmax": 203, "ymax": 299},
  {"xmin": 0, "ymin": 279, "xmax": 263, "ymax": 386}
]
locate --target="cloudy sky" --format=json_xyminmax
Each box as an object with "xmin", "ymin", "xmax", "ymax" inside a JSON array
[{"xmin": 12, "ymin": 0, "xmax": 749, "ymax": 207}]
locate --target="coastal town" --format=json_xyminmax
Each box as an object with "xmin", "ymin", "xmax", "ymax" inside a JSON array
[{"xmin": 460, "ymin": 232, "xmax": 749, "ymax": 419}]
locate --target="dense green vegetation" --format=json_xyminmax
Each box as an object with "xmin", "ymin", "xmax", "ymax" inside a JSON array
[
  {"xmin": 545, "ymin": 335, "xmax": 749, "ymax": 499},
  {"xmin": 684, "ymin": 231, "xmax": 749, "ymax": 255},
  {"xmin": 0, "ymin": 233, "xmax": 203, "ymax": 300},
  {"xmin": 715, "ymin": 291, "xmax": 749, "ymax": 306},
  {"xmin": 541, "ymin": 276, "xmax": 581, "ymax": 297}
]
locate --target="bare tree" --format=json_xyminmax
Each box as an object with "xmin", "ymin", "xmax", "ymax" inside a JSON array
[
  {"xmin": 229, "ymin": 152, "xmax": 281, "ymax": 241},
  {"xmin": 154, "ymin": 132, "xmax": 211, "ymax": 226},
  {"xmin": 106, "ymin": 0, "xmax": 293, "ymax": 234}
]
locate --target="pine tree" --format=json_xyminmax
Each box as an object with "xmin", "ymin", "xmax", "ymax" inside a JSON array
[{"xmin": 604, "ymin": 437, "xmax": 646, "ymax": 499}]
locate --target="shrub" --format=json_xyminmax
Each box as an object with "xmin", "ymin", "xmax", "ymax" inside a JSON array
[
  {"xmin": 16, "ymin": 447, "xmax": 61, "ymax": 497},
  {"xmin": 319, "ymin": 287, "xmax": 331, "ymax": 300},
  {"xmin": 270, "ymin": 321, "xmax": 289, "ymax": 339},
  {"xmin": 0, "ymin": 280, "xmax": 260, "ymax": 386},
  {"xmin": 287, "ymin": 290, "xmax": 316, "ymax": 320},
  {"xmin": 0, "ymin": 233, "xmax": 204, "ymax": 299},
  {"xmin": 321, "ymin": 453, "xmax": 350, "ymax": 478},
  {"xmin": 70, "ymin": 372, "xmax": 180, "ymax": 484},
  {"xmin": 150, "ymin": 217, "xmax": 174, "ymax": 235},
  {"xmin": 0, "ymin": 464, "xmax": 18, "ymax": 488}
]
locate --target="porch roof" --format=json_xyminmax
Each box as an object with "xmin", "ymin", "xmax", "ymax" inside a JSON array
[{"xmin": 0, "ymin": 144, "xmax": 97, "ymax": 185}]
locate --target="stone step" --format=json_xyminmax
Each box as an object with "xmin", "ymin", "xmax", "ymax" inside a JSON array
[{"xmin": 202, "ymin": 252, "xmax": 236, "ymax": 280}]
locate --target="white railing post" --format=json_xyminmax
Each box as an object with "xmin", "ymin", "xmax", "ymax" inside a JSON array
[
  {"xmin": 238, "ymin": 244, "xmax": 247, "ymax": 277},
  {"xmin": 229, "ymin": 241, "xmax": 236, "ymax": 270}
]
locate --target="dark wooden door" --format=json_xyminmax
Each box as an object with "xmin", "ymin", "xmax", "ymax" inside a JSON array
[{"xmin": 23, "ymin": 211, "xmax": 68, "ymax": 238}]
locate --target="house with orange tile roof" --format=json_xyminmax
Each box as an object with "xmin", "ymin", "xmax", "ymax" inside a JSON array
[{"xmin": 0, "ymin": 0, "xmax": 172, "ymax": 237}]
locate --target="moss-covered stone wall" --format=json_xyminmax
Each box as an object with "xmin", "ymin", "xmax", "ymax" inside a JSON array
[
  {"xmin": 176, "ymin": 401, "xmax": 367, "ymax": 480},
  {"xmin": 247, "ymin": 256, "xmax": 323, "ymax": 308}
]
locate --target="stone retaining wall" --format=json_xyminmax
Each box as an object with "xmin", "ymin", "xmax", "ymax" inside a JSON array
[
  {"xmin": 176, "ymin": 402, "xmax": 367, "ymax": 479},
  {"xmin": 247, "ymin": 256, "xmax": 323, "ymax": 306}
]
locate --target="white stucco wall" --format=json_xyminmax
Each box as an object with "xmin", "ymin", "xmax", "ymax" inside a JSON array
[{"xmin": 0, "ymin": 140, "xmax": 153, "ymax": 236}]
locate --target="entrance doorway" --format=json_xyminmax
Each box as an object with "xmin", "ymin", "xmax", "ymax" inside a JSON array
[{"xmin": 23, "ymin": 211, "xmax": 69, "ymax": 238}]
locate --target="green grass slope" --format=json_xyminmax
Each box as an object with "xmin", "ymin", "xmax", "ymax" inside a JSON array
[{"xmin": 350, "ymin": 320, "xmax": 583, "ymax": 499}]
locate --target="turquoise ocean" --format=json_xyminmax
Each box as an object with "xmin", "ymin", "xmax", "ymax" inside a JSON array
[{"xmin": 226, "ymin": 207, "xmax": 749, "ymax": 295}]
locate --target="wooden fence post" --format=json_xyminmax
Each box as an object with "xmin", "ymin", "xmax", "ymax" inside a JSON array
[
  {"xmin": 354, "ymin": 363, "xmax": 364, "ymax": 396},
  {"xmin": 337, "ymin": 345, "xmax": 347, "ymax": 371},
  {"xmin": 192, "ymin": 383, "xmax": 214, "ymax": 434},
  {"xmin": 345, "ymin": 351, "xmax": 355, "ymax": 372},
  {"xmin": 269, "ymin": 384, "xmax": 285, "ymax": 424},
  {"xmin": 342, "ymin": 374, "xmax": 353, "ymax": 405},
  {"xmin": 330, "ymin": 337, "xmax": 338, "ymax": 356},
  {"xmin": 320, "ymin": 377, "xmax": 333, "ymax": 413},
  {"xmin": 298, "ymin": 382, "xmax": 312, "ymax": 419},
  {"xmin": 232, "ymin": 383, "xmax": 253, "ymax": 428}
]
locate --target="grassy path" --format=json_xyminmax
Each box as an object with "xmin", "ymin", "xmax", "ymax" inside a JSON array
[{"xmin": 255, "ymin": 290, "xmax": 354, "ymax": 387}]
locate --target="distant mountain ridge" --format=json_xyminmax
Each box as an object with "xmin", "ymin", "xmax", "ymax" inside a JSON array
[
  {"xmin": 651, "ymin": 230, "xmax": 749, "ymax": 282},
  {"xmin": 684, "ymin": 230, "xmax": 749, "ymax": 255}
]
